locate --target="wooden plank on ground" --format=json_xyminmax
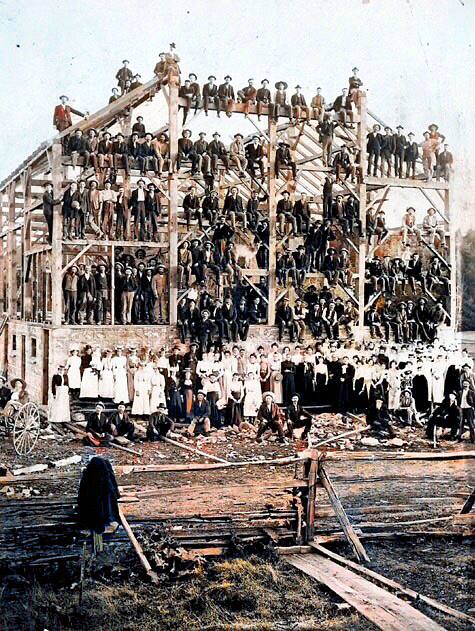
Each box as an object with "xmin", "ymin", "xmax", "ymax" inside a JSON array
[
  {"xmin": 309, "ymin": 542, "xmax": 475, "ymax": 626},
  {"xmin": 118, "ymin": 507, "xmax": 158, "ymax": 584},
  {"xmin": 286, "ymin": 553, "xmax": 445, "ymax": 631},
  {"xmin": 318, "ymin": 463, "xmax": 370, "ymax": 563}
]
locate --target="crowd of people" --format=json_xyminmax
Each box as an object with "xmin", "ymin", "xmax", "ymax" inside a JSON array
[
  {"xmin": 62, "ymin": 250, "xmax": 168, "ymax": 325},
  {"xmin": 43, "ymin": 339, "xmax": 473, "ymax": 445}
]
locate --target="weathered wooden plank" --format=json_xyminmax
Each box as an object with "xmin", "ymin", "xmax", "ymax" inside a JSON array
[{"xmin": 286, "ymin": 553, "xmax": 444, "ymax": 631}]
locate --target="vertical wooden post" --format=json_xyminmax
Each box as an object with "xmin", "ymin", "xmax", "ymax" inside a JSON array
[
  {"xmin": 51, "ymin": 141, "xmax": 63, "ymax": 326},
  {"xmin": 446, "ymin": 183, "xmax": 457, "ymax": 332},
  {"xmin": 23, "ymin": 169, "xmax": 32, "ymax": 320},
  {"xmin": 267, "ymin": 117, "xmax": 277, "ymax": 325},
  {"xmin": 7, "ymin": 182, "xmax": 17, "ymax": 319},
  {"xmin": 304, "ymin": 456, "xmax": 318, "ymax": 543},
  {"xmin": 357, "ymin": 93, "xmax": 368, "ymax": 341},
  {"xmin": 111, "ymin": 243, "xmax": 115, "ymax": 325},
  {"xmin": 0, "ymin": 194, "xmax": 5, "ymax": 315},
  {"xmin": 168, "ymin": 84, "xmax": 179, "ymax": 325}
]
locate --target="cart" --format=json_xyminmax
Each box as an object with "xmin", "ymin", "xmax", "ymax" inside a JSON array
[{"xmin": 0, "ymin": 401, "xmax": 42, "ymax": 456}]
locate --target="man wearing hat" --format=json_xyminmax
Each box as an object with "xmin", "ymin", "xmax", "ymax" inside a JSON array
[
  {"xmin": 277, "ymin": 190, "xmax": 296, "ymax": 235},
  {"xmin": 393, "ymin": 125, "xmax": 407, "ymax": 178},
  {"xmin": 402, "ymin": 207, "xmax": 421, "ymax": 248},
  {"xmin": 348, "ymin": 67, "xmax": 363, "ymax": 103},
  {"xmin": 195, "ymin": 309, "xmax": 217, "ymax": 353},
  {"xmin": 94, "ymin": 263, "xmax": 110, "ymax": 325},
  {"xmin": 145, "ymin": 183, "xmax": 161, "ymax": 241},
  {"xmin": 202, "ymin": 75, "xmax": 218, "ymax": 115},
  {"xmin": 113, "ymin": 132, "xmax": 129, "ymax": 174},
  {"xmin": 224, "ymin": 186, "xmax": 246, "ymax": 230},
  {"xmin": 187, "ymin": 391, "xmax": 211, "ymax": 436},
  {"xmin": 153, "ymin": 52, "xmax": 167, "ymax": 83},
  {"xmin": 404, "ymin": 132, "xmax": 419, "ymax": 179},
  {"xmin": 380, "ymin": 126, "xmax": 395, "ymax": 177},
  {"xmin": 109, "ymin": 402, "xmax": 135, "ymax": 441},
  {"xmin": 152, "ymin": 132, "xmax": 170, "ymax": 175},
  {"xmin": 332, "ymin": 88, "xmax": 353, "ymax": 125},
  {"xmin": 182, "ymin": 184, "xmax": 200, "ymax": 231},
  {"xmin": 366, "ymin": 396, "xmax": 395, "ymax": 438},
  {"xmin": 256, "ymin": 79, "xmax": 272, "ymax": 121},
  {"xmin": 317, "ymin": 114, "xmax": 335, "ymax": 167},
  {"xmin": 116, "ymin": 59, "xmax": 133, "ymax": 94},
  {"xmin": 293, "ymin": 193, "xmax": 311, "ymax": 235},
  {"xmin": 53, "ymin": 95, "xmax": 85, "ymax": 132},
  {"xmin": 366, "ymin": 123, "xmax": 383, "ymax": 176},
  {"xmin": 237, "ymin": 78, "xmax": 257, "ymax": 117},
  {"xmin": 63, "ymin": 264, "xmax": 79, "ymax": 324},
  {"xmin": 256, "ymin": 392, "xmax": 286, "ymax": 442},
  {"xmin": 67, "ymin": 129, "xmax": 87, "ymax": 170},
  {"xmin": 179, "ymin": 79, "xmax": 197, "ymax": 124},
  {"xmin": 291, "ymin": 85, "xmax": 310, "ymax": 123},
  {"xmin": 275, "ymin": 141, "xmax": 296, "ymax": 180},
  {"xmin": 85, "ymin": 402, "xmax": 114, "ymax": 446},
  {"xmin": 42, "ymin": 182, "xmax": 62, "ymax": 244},
  {"xmin": 276, "ymin": 298, "xmax": 296, "ymax": 342},
  {"xmin": 152, "ymin": 263, "xmax": 168, "ymax": 323},
  {"xmin": 245, "ymin": 136, "xmax": 265, "ymax": 180},
  {"xmin": 132, "ymin": 116, "xmax": 146, "ymax": 137},
  {"xmin": 121, "ymin": 266, "xmax": 137, "ymax": 324},
  {"xmin": 217, "ymin": 75, "xmax": 235, "ymax": 117},
  {"xmin": 208, "ymin": 132, "xmax": 230, "ymax": 174},
  {"xmin": 193, "ymin": 132, "xmax": 211, "ymax": 175},
  {"xmin": 202, "ymin": 189, "xmax": 219, "ymax": 226},
  {"xmin": 86, "ymin": 180, "xmax": 103, "ymax": 238},
  {"xmin": 229, "ymin": 133, "xmax": 247, "ymax": 176},
  {"xmin": 436, "ymin": 143, "xmax": 453, "ymax": 182},
  {"xmin": 177, "ymin": 129, "xmax": 199, "ymax": 173},
  {"xmin": 138, "ymin": 132, "xmax": 158, "ymax": 176},
  {"xmin": 311, "ymin": 87, "xmax": 326, "ymax": 123},
  {"xmin": 426, "ymin": 391, "xmax": 461, "ymax": 442},
  {"xmin": 109, "ymin": 87, "xmax": 120, "ymax": 104},
  {"xmin": 130, "ymin": 73, "xmax": 142, "ymax": 90},
  {"xmin": 457, "ymin": 380, "xmax": 475, "ymax": 443},
  {"xmin": 147, "ymin": 404, "xmax": 175, "ymax": 441},
  {"xmin": 97, "ymin": 131, "xmax": 114, "ymax": 172},
  {"xmin": 62, "ymin": 181, "xmax": 80, "ymax": 240},
  {"xmin": 188, "ymin": 73, "xmax": 201, "ymax": 112},
  {"xmin": 421, "ymin": 130, "xmax": 435, "ymax": 181},
  {"xmin": 130, "ymin": 179, "xmax": 147, "ymax": 241},
  {"xmin": 286, "ymin": 394, "xmax": 312, "ymax": 439},
  {"xmin": 114, "ymin": 186, "xmax": 129, "ymax": 241},
  {"xmin": 272, "ymin": 81, "xmax": 290, "ymax": 121},
  {"xmin": 85, "ymin": 128, "xmax": 99, "ymax": 171}
]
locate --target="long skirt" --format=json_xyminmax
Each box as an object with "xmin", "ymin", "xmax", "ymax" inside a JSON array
[
  {"xmin": 49, "ymin": 386, "xmax": 71, "ymax": 423},
  {"xmin": 282, "ymin": 372, "xmax": 296, "ymax": 406},
  {"xmin": 80, "ymin": 369, "xmax": 99, "ymax": 399},
  {"xmin": 270, "ymin": 371, "xmax": 283, "ymax": 404},
  {"xmin": 99, "ymin": 368, "xmax": 114, "ymax": 399},
  {"xmin": 225, "ymin": 399, "xmax": 243, "ymax": 427},
  {"xmin": 113, "ymin": 369, "xmax": 129, "ymax": 404}
]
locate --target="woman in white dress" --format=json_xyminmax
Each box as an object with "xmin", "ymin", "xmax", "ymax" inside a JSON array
[
  {"xmin": 80, "ymin": 346, "xmax": 103, "ymax": 399},
  {"xmin": 243, "ymin": 372, "xmax": 261, "ymax": 421},
  {"xmin": 131, "ymin": 361, "xmax": 151, "ymax": 416},
  {"xmin": 156, "ymin": 347, "xmax": 170, "ymax": 377},
  {"xmin": 49, "ymin": 365, "xmax": 71, "ymax": 424},
  {"xmin": 431, "ymin": 360, "xmax": 446, "ymax": 407},
  {"xmin": 221, "ymin": 349, "xmax": 237, "ymax": 401},
  {"xmin": 98, "ymin": 350, "xmax": 114, "ymax": 399},
  {"xmin": 66, "ymin": 348, "xmax": 81, "ymax": 398},
  {"xmin": 111, "ymin": 347, "xmax": 129, "ymax": 404},
  {"xmin": 247, "ymin": 353, "xmax": 260, "ymax": 378},
  {"xmin": 386, "ymin": 360, "xmax": 401, "ymax": 411},
  {"xmin": 150, "ymin": 363, "xmax": 167, "ymax": 413}
]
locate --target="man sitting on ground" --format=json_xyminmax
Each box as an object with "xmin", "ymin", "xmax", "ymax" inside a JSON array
[
  {"xmin": 256, "ymin": 392, "xmax": 286, "ymax": 443},
  {"xmin": 147, "ymin": 404, "xmax": 175, "ymax": 441},
  {"xmin": 286, "ymin": 394, "xmax": 313, "ymax": 439},
  {"xmin": 109, "ymin": 402, "xmax": 135, "ymax": 441},
  {"xmin": 85, "ymin": 402, "xmax": 114, "ymax": 446},
  {"xmin": 366, "ymin": 397, "xmax": 395, "ymax": 438},
  {"xmin": 187, "ymin": 391, "xmax": 211, "ymax": 437}
]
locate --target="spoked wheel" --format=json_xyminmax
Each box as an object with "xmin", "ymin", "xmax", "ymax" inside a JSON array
[{"xmin": 13, "ymin": 403, "xmax": 41, "ymax": 456}]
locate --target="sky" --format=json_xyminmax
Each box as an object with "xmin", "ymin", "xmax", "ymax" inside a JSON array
[{"xmin": 0, "ymin": 0, "xmax": 474, "ymax": 230}]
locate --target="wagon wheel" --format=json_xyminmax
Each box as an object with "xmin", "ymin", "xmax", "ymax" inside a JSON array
[{"xmin": 13, "ymin": 403, "xmax": 41, "ymax": 456}]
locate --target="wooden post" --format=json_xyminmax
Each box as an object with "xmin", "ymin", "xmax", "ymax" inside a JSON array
[
  {"xmin": 111, "ymin": 243, "xmax": 115, "ymax": 325},
  {"xmin": 7, "ymin": 182, "xmax": 17, "ymax": 319},
  {"xmin": 318, "ymin": 463, "xmax": 370, "ymax": 563},
  {"xmin": 357, "ymin": 93, "xmax": 368, "ymax": 341},
  {"xmin": 168, "ymin": 84, "xmax": 179, "ymax": 325},
  {"xmin": 51, "ymin": 142, "xmax": 63, "ymax": 326},
  {"xmin": 446, "ymin": 182, "xmax": 457, "ymax": 332},
  {"xmin": 267, "ymin": 117, "xmax": 277, "ymax": 324},
  {"xmin": 118, "ymin": 507, "xmax": 159, "ymax": 583},
  {"xmin": 304, "ymin": 457, "xmax": 318, "ymax": 542},
  {"xmin": 0, "ymin": 195, "xmax": 4, "ymax": 316},
  {"xmin": 23, "ymin": 169, "xmax": 32, "ymax": 320}
]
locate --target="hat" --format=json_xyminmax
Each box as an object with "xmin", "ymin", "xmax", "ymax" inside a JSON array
[
  {"xmin": 59, "ymin": 95, "xmax": 69, "ymax": 100},
  {"xmin": 275, "ymin": 81, "xmax": 288, "ymax": 90},
  {"xmin": 429, "ymin": 123, "xmax": 438, "ymax": 131},
  {"xmin": 396, "ymin": 125, "xmax": 404, "ymax": 130},
  {"xmin": 10, "ymin": 378, "xmax": 26, "ymax": 389},
  {"xmin": 408, "ymin": 132, "xmax": 415, "ymax": 137},
  {"xmin": 189, "ymin": 73, "xmax": 197, "ymax": 80},
  {"xmin": 352, "ymin": 66, "xmax": 359, "ymax": 72},
  {"xmin": 197, "ymin": 389, "xmax": 206, "ymax": 396},
  {"xmin": 384, "ymin": 126, "xmax": 392, "ymax": 132},
  {"xmin": 95, "ymin": 401, "xmax": 106, "ymax": 409},
  {"xmin": 202, "ymin": 310, "xmax": 210, "ymax": 316},
  {"xmin": 70, "ymin": 264, "xmax": 79, "ymax": 271},
  {"xmin": 190, "ymin": 341, "xmax": 198, "ymax": 347},
  {"xmin": 262, "ymin": 391, "xmax": 275, "ymax": 400},
  {"xmin": 224, "ymin": 75, "xmax": 232, "ymax": 81},
  {"xmin": 137, "ymin": 179, "xmax": 146, "ymax": 185},
  {"xmin": 234, "ymin": 133, "xmax": 244, "ymax": 139},
  {"xmin": 261, "ymin": 78, "xmax": 269, "ymax": 84},
  {"xmin": 198, "ymin": 131, "xmax": 206, "ymax": 136},
  {"xmin": 291, "ymin": 394, "xmax": 299, "ymax": 400},
  {"xmin": 295, "ymin": 85, "xmax": 302, "ymax": 89},
  {"xmin": 208, "ymin": 75, "xmax": 216, "ymax": 81},
  {"xmin": 212, "ymin": 132, "xmax": 221, "ymax": 137},
  {"xmin": 122, "ymin": 59, "xmax": 129, "ymax": 63},
  {"xmin": 373, "ymin": 124, "xmax": 381, "ymax": 130},
  {"xmin": 183, "ymin": 128, "xmax": 192, "ymax": 136},
  {"xmin": 157, "ymin": 263, "xmax": 166, "ymax": 270}
]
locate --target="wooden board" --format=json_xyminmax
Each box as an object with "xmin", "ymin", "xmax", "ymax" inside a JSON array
[{"xmin": 286, "ymin": 553, "xmax": 445, "ymax": 631}]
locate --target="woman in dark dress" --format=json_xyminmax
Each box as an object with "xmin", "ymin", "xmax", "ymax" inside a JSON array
[
  {"xmin": 166, "ymin": 375, "xmax": 183, "ymax": 421},
  {"xmin": 301, "ymin": 352, "xmax": 315, "ymax": 405},
  {"xmin": 225, "ymin": 374, "xmax": 244, "ymax": 428},
  {"xmin": 281, "ymin": 346, "xmax": 296, "ymax": 406},
  {"xmin": 259, "ymin": 354, "xmax": 272, "ymax": 394},
  {"xmin": 413, "ymin": 362, "xmax": 429, "ymax": 414},
  {"xmin": 314, "ymin": 354, "xmax": 329, "ymax": 405}
]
